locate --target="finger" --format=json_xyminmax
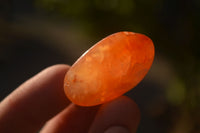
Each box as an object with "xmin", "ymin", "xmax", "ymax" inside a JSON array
[
  {"xmin": 0, "ymin": 64, "xmax": 71, "ymax": 133},
  {"xmin": 42, "ymin": 96, "xmax": 140, "ymax": 133},
  {"xmin": 89, "ymin": 96, "xmax": 140, "ymax": 133},
  {"xmin": 40, "ymin": 103, "xmax": 100, "ymax": 133}
]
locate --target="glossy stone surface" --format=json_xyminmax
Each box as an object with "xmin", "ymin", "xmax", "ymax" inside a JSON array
[{"xmin": 64, "ymin": 32, "xmax": 155, "ymax": 106}]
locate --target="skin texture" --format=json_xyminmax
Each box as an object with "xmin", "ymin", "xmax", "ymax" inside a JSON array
[{"xmin": 0, "ymin": 64, "xmax": 140, "ymax": 133}]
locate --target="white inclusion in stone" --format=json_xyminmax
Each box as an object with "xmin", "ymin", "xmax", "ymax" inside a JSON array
[
  {"xmin": 83, "ymin": 88, "xmax": 89, "ymax": 95},
  {"xmin": 91, "ymin": 52, "xmax": 104, "ymax": 63},
  {"xmin": 123, "ymin": 31, "xmax": 135, "ymax": 35},
  {"xmin": 85, "ymin": 56, "xmax": 92, "ymax": 62},
  {"xmin": 72, "ymin": 94, "xmax": 76, "ymax": 99},
  {"xmin": 65, "ymin": 82, "xmax": 70, "ymax": 87},
  {"xmin": 99, "ymin": 44, "xmax": 109, "ymax": 52},
  {"xmin": 123, "ymin": 31, "xmax": 130, "ymax": 35}
]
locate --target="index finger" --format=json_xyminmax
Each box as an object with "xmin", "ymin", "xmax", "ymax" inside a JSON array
[{"xmin": 0, "ymin": 64, "xmax": 70, "ymax": 133}]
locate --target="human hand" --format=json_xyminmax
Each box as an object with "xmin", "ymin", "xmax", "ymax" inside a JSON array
[{"xmin": 0, "ymin": 65, "xmax": 140, "ymax": 133}]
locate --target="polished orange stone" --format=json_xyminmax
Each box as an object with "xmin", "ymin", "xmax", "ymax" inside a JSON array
[{"xmin": 64, "ymin": 31, "xmax": 155, "ymax": 106}]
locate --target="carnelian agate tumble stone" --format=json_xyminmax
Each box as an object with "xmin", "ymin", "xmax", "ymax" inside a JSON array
[{"xmin": 64, "ymin": 32, "xmax": 154, "ymax": 106}]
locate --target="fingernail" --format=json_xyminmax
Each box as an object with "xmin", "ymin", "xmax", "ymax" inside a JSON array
[{"xmin": 104, "ymin": 126, "xmax": 130, "ymax": 133}]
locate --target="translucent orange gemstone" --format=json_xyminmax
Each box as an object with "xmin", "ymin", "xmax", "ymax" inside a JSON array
[{"xmin": 64, "ymin": 31, "xmax": 155, "ymax": 106}]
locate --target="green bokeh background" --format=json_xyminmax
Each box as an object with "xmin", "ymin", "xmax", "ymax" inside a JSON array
[{"xmin": 0, "ymin": 0, "xmax": 199, "ymax": 132}]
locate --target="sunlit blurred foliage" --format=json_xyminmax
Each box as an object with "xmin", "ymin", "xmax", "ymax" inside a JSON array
[
  {"xmin": 35, "ymin": 0, "xmax": 138, "ymax": 36},
  {"xmin": 36, "ymin": 0, "xmax": 89, "ymax": 16},
  {"xmin": 167, "ymin": 77, "xmax": 186, "ymax": 105},
  {"xmin": 36, "ymin": 0, "xmax": 135, "ymax": 16}
]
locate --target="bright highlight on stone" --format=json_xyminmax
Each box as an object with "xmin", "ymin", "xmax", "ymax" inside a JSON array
[{"xmin": 64, "ymin": 31, "xmax": 155, "ymax": 106}]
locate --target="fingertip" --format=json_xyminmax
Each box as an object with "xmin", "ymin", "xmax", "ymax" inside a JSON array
[
  {"xmin": 41, "ymin": 104, "xmax": 100, "ymax": 133},
  {"xmin": 104, "ymin": 126, "xmax": 130, "ymax": 133},
  {"xmin": 0, "ymin": 64, "xmax": 71, "ymax": 132},
  {"xmin": 45, "ymin": 64, "xmax": 70, "ymax": 71},
  {"xmin": 38, "ymin": 64, "xmax": 70, "ymax": 77},
  {"xmin": 89, "ymin": 96, "xmax": 140, "ymax": 133},
  {"xmin": 21, "ymin": 64, "xmax": 70, "ymax": 90}
]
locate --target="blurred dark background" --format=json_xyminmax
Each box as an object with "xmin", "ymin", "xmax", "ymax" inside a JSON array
[{"xmin": 0, "ymin": 0, "xmax": 200, "ymax": 133}]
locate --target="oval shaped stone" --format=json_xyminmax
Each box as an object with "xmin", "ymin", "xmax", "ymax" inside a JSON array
[{"xmin": 64, "ymin": 31, "xmax": 155, "ymax": 106}]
